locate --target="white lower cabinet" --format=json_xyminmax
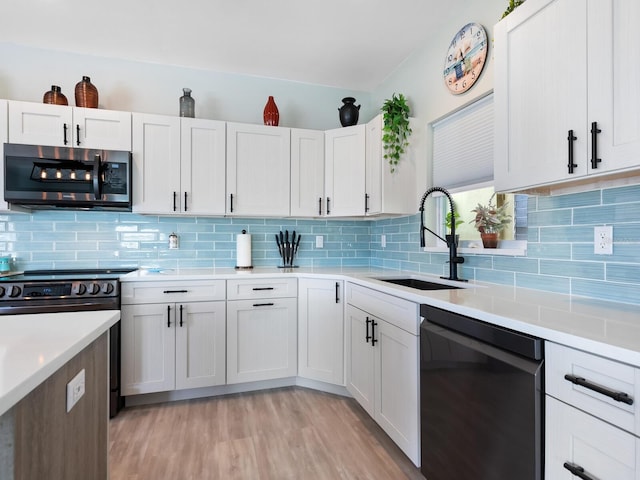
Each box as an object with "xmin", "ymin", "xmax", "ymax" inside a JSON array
[
  {"xmin": 298, "ymin": 278, "xmax": 344, "ymax": 385},
  {"xmin": 346, "ymin": 283, "xmax": 420, "ymax": 466}
]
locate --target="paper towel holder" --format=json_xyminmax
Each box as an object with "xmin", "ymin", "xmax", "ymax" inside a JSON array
[{"xmin": 235, "ymin": 229, "xmax": 254, "ymax": 270}]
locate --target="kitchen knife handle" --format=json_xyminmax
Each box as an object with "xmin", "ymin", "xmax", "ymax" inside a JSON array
[
  {"xmin": 335, "ymin": 282, "xmax": 340, "ymax": 303},
  {"xmin": 63, "ymin": 123, "xmax": 69, "ymax": 145},
  {"xmin": 564, "ymin": 374, "xmax": 634, "ymax": 405},
  {"xmin": 167, "ymin": 305, "xmax": 171, "ymax": 328},
  {"xmin": 230, "ymin": 193, "xmax": 234, "ymax": 213},
  {"xmin": 563, "ymin": 462, "xmax": 597, "ymax": 480},
  {"xmin": 318, "ymin": 197, "xmax": 322, "ymax": 216},
  {"xmin": 590, "ymin": 121, "xmax": 601, "ymax": 169},
  {"xmin": 173, "ymin": 192, "xmax": 177, "ymax": 212},
  {"xmin": 179, "ymin": 304, "xmax": 183, "ymax": 327},
  {"xmin": 365, "ymin": 317, "xmax": 371, "ymax": 343},
  {"xmin": 184, "ymin": 192, "xmax": 188, "ymax": 211},
  {"xmin": 326, "ymin": 197, "xmax": 331, "ymax": 215},
  {"xmin": 76, "ymin": 124, "xmax": 81, "ymax": 146},
  {"xmin": 567, "ymin": 129, "xmax": 577, "ymax": 174}
]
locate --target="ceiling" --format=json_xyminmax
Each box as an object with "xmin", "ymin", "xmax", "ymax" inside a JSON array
[{"xmin": 3, "ymin": 0, "xmax": 475, "ymax": 91}]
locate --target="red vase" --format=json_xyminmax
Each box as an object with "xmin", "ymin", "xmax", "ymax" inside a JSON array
[{"xmin": 263, "ymin": 96, "xmax": 279, "ymax": 126}]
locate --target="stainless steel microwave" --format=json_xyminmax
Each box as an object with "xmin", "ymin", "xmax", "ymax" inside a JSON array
[{"xmin": 4, "ymin": 143, "xmax": 132, "ymax": 210}]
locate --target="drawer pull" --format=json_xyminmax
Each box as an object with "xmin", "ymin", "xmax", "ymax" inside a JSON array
[
  {"xmin": 563, "ymin": 461, "xmax": 597, "ymax": 480},
  {"xmin": 365, "ymin": 317, "xmax": 372, "ymax": 343},
  {"xmin": 163, "ymin": 290, "xmax": 189, "ymax": 294},
  {"xmin": 252, "ymin": 287, "xmax": 275, "ymax": 291},
  {"xmin": 253, "ymin": 302, "xmax": 274, "ymax": 307},
  {"xmin": 564, "ymin": 374, "xmax": 634, "ymax": 405}
]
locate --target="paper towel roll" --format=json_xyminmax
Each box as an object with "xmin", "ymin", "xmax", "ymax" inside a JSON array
[{"xmin": 236, "ymin": 230, "xmax": 252, "ymax": 268}]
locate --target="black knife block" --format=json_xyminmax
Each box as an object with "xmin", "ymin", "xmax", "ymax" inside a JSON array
[{"xmin": 276, "ymin": 231, "xmax": 300, "ymax": 268}]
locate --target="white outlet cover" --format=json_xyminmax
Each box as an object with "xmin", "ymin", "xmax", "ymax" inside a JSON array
[
  {"xmin": 381, "ymin": 234, "xmax": 386, "ymax": 248},
  {"xmin": 66, "ymin": 369, "xmax": 86, "ymax": 413},
  {"xmin": 315, "ymin": 235, "xmax": 324, "ymax": 248},
  {"xmin": 594, "ymin": 226, "xmax": 613, "ymax": 255}
]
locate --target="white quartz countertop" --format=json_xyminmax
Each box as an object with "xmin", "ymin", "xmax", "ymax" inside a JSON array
[
  {"xmin": 122, "ymin": 267, "xmax": 640, "ymax": 366},
  {"xmin": 0, "ymin": 310, "xmax": 120, "ymax": 416}
]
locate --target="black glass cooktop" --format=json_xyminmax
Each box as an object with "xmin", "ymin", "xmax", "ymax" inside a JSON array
[{"xmin": 0, "ymin": 268, "xmax": 136, "ymax": 282}]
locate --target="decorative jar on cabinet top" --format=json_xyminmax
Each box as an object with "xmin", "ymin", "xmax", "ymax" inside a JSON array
[
  {"xmin": 338, "ymin": 97, "xmax": 360, "ymax": 127},
  {"xmin": 75, "ymin": 76, "xmax": 98, "ymax": 108},
  {"xmin": 43, "ymin": 85, "xmax": 68, "ymax": 106},
  {"xmin": 263, "ymin": 96, "xmax": 280, "ymax": 126},
  {"xmin": 179, "ymin": 88, "xmax": 195, "ymax": 118}
]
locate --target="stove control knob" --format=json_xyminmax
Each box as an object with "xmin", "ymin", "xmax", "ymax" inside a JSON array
[
  {"xmin": 9, "ymin": 285, "xmax": 21, "ymax": 298},
  {"xmin": 0, "ymin": 286, "xmax": 5, "ymax": 297},
  {"xmin": 75, "ymin": 283, "xmax": 87, "ymax": 295},
  {"xmin": 101, "ymin": 282, "xmax": 114, "ymax": 294},
  {"xmin": 88, "ymin": 283, "xmax": 101, "ymax": 295}
]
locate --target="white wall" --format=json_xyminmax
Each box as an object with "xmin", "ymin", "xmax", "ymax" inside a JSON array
[{"xmin": 0, "ymin": 43, "xmax": 373, "ymax": 130}]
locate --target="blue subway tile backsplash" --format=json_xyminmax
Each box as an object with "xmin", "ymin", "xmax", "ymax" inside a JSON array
[{"xmin": 2, "ymin": 183, "xmax": 639, "ymax": 305}]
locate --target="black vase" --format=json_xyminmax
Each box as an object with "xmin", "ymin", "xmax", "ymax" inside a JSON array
[{"xmin": 338, "ymin": 97, "xmax": 360, "ymax": 127}]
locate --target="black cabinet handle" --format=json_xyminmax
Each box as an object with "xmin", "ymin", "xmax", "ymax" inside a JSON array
[
  {"xmin": 76, "ymin": 124, "xmax": 81, "ymax": 146},
  {"xmin": 163, "ymin": 289, "xmax": 189, "ymax": 294},
  {"xmin": 253, "ymin": 302, "xmax": 274, "ymax": 307},
  {"xmin": 365, "ymin": 193, "xmax": 369, "ymax": 213},
  {"xmin": 179, "ymin": 304, "xmax": 183, "ymax": 327},
  {"xmin": 63, "ymin": 123, "xmax": 68, "ymax": 145},
  {"xmin": 590, "ymin": 121, "xmax": 602, "ymax": 169},
  {"xmin": 173, "ymin": 191, "xmax": 177, "ymax": 212},
  {"xmin": 335, "ymin": 282, "xmax": 340, "ymax": 303},
  {"xmin": 365, "ymin": 317, "xmax": 372, "ymax": 343},
  {"xmin": 184, "ymin": 192, "xmax": 188, "ymax": 211},
  {"xmin": 326, "ymin": 197, "xmax": 331, "ymax": 215},
  {"xmin": 167, "ymin": 305, "xmax": 171, "ymax": 328},
  {"xmin": 252, "ymin": 287, "xmax": 274, "ymax": 291},
  {"xmin": 230, "ymin": 193, "xmax": 234, "ymax": 213},
  {"xmin": 563, "ymin": 462, "xmax": 597, "ymax": 480},
  {"xmin": 567, "ymin": 129, "xmax": 578, "ymax": 174},
  {"xmin": 564, "ymin": 374, "xmax": 634, "ymax": 405},
  {"xmin": 318, "ymin": 197, "xmax": 322, "ymax": 216},
  {"xmin": 371, "ymin": 320, "xmax": 378, "ymax": 346}
]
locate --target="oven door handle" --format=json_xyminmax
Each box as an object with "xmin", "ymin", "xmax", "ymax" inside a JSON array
[{"xmin": 92, "ymin": 154, "xmax": 102, "ymax": 200}]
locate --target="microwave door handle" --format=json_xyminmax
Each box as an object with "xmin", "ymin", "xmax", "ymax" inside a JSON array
[{"xmin": 92, "ymin": 154, "xmax": 102, "ymax": 199}]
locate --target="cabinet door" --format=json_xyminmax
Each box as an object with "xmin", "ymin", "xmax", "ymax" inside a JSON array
[
  {"xmin": 588, "ymin": 0, "xmax": 640, "ymax": 175},
  {"xmin": 375, "ymin": 319, "xmax": 419, "ymax": 466},
  {"xmin": 546, "ymin": 396, "xmax": 639, "ymax": 480},
  {"xmin": 345, "ymin": 305, "xmax": 375, "ymax": 417},
  {"xmin": 226, "ymin": 122, "xmax": 290, "ymax": 216},
  {"xmin": 121, "ymin": 303, "xmax": 176, "ymax": 395},
  {"xmin": 226, "ymin": 297, "xmax": 297, "ymax": 384},
  {"xmin": 8, "ymin": 101, "xmax": 72, "ymax": 147},
  {"xmin": 290, "ymin": 128, "xmax": 325, "ymax": 217},
  {"xmin": 132, "ymin": 113, "xmax": 181, "ymax": 214},
  {"xmin": 73, "ymin": 107, "xmax": 132, "ymax": 150},
  {"xmin": 298, "ymin": 278, "xmax": 344, "ymax": 385},
  {"xmin": 494, "ymin": 0, "xmax": 588, "ymax": 191},
  {"xmin": 180, "ymin": 118, "xmax": 226, "ymax": 215},
  {"xmin": 325, "ymin": 125, "xmax": 366, "ymax": 216},
  {"xmin": 175, "ymin": 301, "xmax": 226, "ymax": 390},
  {"xmin": 0, "ymin": 99, "xmax": 8, "ymax": 211}
]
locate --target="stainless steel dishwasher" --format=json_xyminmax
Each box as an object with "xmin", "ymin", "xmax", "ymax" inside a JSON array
[{"xmin": 420, "ymin": 304, "xmax": 544, "ymax": 480}]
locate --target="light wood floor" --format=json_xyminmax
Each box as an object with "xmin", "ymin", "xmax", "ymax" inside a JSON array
[{"xmin": 109, "ymin": 387, "xmax": 425, "ymax": 480}]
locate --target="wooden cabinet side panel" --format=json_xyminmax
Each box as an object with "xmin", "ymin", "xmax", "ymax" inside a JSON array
[{"xmin": 14, "ymin": 333, "xmax": 108, "ymax": 480}]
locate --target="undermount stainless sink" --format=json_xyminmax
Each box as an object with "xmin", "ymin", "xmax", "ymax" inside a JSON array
[{"xmin": 375, "ymin": 277, "xmax": 462, "ymax": 290}]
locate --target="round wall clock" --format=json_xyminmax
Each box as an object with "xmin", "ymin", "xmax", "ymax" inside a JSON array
[{"xmin": 443, "ymin": 22, "xmax": 488, "ymax": 95}]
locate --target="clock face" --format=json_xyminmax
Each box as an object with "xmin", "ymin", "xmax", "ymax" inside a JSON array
[{"xmin": 443, "ymin": 22, "xmax": 488, "ymax": 95}]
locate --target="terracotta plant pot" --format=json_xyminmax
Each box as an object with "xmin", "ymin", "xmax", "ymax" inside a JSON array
[{"xmin": 481, "ymin": 232, "xmax": 499, "ymax": 248}]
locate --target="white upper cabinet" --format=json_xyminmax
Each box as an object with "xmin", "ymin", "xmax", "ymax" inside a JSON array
[
  {"xmin": 132, "ymin": 113, "xmax": 225, "ymax": 215},
  {"xmin": 325, "ymin": 124, "xmax": 366, "ymax": 216},
  {"xmin": 8, "ymin": 101, "xmax": 131, "ymax": 150},
  {"xmin": 494, "ymin": 0, "xmax": 640, "ymax": 192},
  {"xmin": 226, "ymin": 122, "xmax": 291, "ymax": 216},
  {"xmin": 290, "ymin": 128, "xmax": 325, "ymax": 217},
  {"xmin": 365, "ymin": 114, "xmax": 417, "ymax": 216}
]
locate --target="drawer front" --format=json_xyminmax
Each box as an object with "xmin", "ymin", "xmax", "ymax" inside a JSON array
[
  {"xmin": 346, "ymin": 282, "xmax": 419, "ymax": 335},
  {"xmin": 227, "ymin": 278, "xmax": 297, "ymax": 300},
  {"xmin": 546, "ymin": 341, "xmax": 640, "ymax": 435},
  {"xmin": 121, "ymin": 280, "xmax": 226, "ymax": 304},
  {"xmin": 546, "ymin": 396, "xmax": 639, "ymax": 480}
]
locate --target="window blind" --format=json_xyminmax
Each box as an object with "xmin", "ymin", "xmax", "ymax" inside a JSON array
[{"xmin": 432, "ymin": 93, "xmax": 494, "ymax": 190}]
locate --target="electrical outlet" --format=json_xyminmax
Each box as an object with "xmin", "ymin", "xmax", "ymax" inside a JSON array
[
  {"xmin": 381, "ymin": 234, "xmax": 386, "ymax": 248},
  {"xmin": 594, "ymin": 226, "xmax": 613, "ymax": 255},
  {"xmin": 66, "ymin": 369, "xmax": 85, "ymax": 413},
  {"xmin": 315, "ymin": 235, "xmax": 324, "ymax": 248}
]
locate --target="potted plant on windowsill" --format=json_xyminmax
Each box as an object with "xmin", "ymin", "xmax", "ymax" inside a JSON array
[
  {"xmin": 470, "ymin": 195, "xmax": 512, "ymax": 248},
  {"xmin": 445, "ymin": 210, "xmax": 463, "ymax": 246}
]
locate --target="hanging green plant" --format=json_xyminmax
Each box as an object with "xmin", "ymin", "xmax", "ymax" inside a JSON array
[
  {"xmin": 381, "ymin": 93, "xmax": 412, "ymax": 173},
  {"xmin": 501, "ymin": 0, "xmax": 525, "ymax": 19}
]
